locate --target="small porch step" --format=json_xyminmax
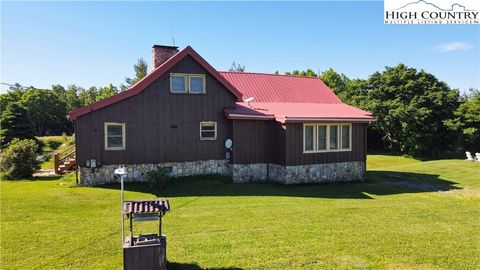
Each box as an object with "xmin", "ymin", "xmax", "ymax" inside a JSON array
[{"xmin": 54, "ymin": 146, "xmax": 76, "ymax": 174}]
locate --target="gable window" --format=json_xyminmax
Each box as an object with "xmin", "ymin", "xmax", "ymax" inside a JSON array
[
  {"xmin": 200, "ymin": 121, "xmax": 217, "ymax": 140},
  {"xmin": 303, "ymin": 123, "xmax": 351, "ymax": 153},
  {"xmin": 105, "ymin": 122, "xmax": 126, "ymax": 150},
  {"xmin": 189, "ymin": 75, "xmax": 206, "ymax": 93},
  {"xmin": 170, "ymin": 74, "xmax": 188, "ymax": 93},
  {"xmin": 170, "ymin": 73, "xmax": 206, "ymax": 94}
]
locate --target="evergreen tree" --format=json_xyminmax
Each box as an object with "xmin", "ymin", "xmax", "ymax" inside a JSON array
[
  {"xmin": 123, "ymin": 58, "xmax": 148, "ymax": 90},
  {"xmin": 229, "ymin": 61, "xmax": 246, "ymax": 72},
  {"xmin": 0, "ymin": 102, "xmax": 36, "ymax": 147}
]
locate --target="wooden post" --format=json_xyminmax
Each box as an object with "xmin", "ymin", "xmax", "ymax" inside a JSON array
[{"xmin": 53, "ymin": 151, "xmax": 60, "ymax": 175}]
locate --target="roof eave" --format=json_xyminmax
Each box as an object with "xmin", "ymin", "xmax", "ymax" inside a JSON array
[
  {"xmin": 225, "ymin": 113, "xmax": 275, "ymax": 121},
  {"xmin": 284, "ymin": 117, "xmax": 377, "ymax": 123}
]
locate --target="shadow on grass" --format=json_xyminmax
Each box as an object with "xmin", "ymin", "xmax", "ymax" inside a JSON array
[
  {"xmin": 1, "ymin": 175, "xmax": 63, "ymax": 182},
  {"xmin": 97, "ymin": 170, "xmax": 461, "ymax": 200},
  {"xmin": 169, "ymin": 262, "xmax": 242, "ymax": 270}
]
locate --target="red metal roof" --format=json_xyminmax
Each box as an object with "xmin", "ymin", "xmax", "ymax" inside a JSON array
[
  {"xmin": 225, "ymin": 102, "xmax": 375, "ymax": 123},
  {"xmin": 220, "ymin": 72, "xmax": 342, "ymax": 104},
  {"xmin": 68, "ymin": 46, "xmax": 373, "ymax": 122},
  {"xmin": 69, "ymin": 46, "xmax": 243, "ymax": 120}
]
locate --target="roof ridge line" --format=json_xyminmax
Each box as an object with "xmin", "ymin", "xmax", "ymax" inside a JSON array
[{"xmin": 220, "ymin": 71, "xmax": 323, "ymax": 80}]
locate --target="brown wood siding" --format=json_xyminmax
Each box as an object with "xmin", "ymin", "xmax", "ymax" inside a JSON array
[
  {"xmin": 75, "ymin": 55, "xmax": 237, "ymax": 166},
  {"xmin": 272, "ymin": 123, "xmax": 286, "ymax": 165},
  {"xmin": 232, "ymin": 120, "xmax": 274, "ymax": 164},
  {"xmin": 231, "ymin": 120, "xmax": 286, "ymax": 165},
  {"xmin": 285, "ymin": 123, "xmax": 367, "ymax": 166}
]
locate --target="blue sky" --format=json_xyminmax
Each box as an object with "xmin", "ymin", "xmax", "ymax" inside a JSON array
[{"xmin": 1, "ymin": 1, "xmax": 479, "ymax": 94}]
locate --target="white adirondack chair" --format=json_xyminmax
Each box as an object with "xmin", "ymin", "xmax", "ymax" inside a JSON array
[
  {"xmin": 475, "ymin": 153, "xmax": 480, "ymax": 162},
  {"xmin": 465, "ymin": 151, "xmax": 475, "ymax": 161}
]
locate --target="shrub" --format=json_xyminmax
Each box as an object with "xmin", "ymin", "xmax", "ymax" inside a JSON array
[
  {"xmin": 45, "ymin": 139, "xmax": 62, "ymax": 150},
  {"xmin": 146, "ymin": 167, "xmax": 171, "ymax": 190},
  {"xmin": 66, "ymin": 134, "xmax": 75, "ymax": 146},
  {"xmin": 41, "ymin": 152, "xmax": 51, "ymax": 162},
  {"xmin": 0, "ymin": 138, "xmax": 40, "ymax": 179}
]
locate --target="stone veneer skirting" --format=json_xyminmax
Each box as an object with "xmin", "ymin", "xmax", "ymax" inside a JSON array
[
  {"xmin": 232, "ymin": 161, "xmax": 365, "ymax": 184},
  {"xmin": 79, "ymin": 160, "xmax": 365, "ymax": 186},
  {"xmin": 79, "ymin": 159, "xmax": 230, "ymax": 186}
]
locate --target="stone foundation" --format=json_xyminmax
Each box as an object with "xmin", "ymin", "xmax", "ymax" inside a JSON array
[
  {"xmin": 278, "ymin": 161, "xmax": 365, "ymax": 184},
  {"xmin": 232, "ymin": 161, "xmax": 365, "ymax": 184},
  {"xmin": 79, "ymin": 159, "xmax": 365, "ymax": 186},
  {"xmin": 79, "ymin": 159, "xmax": 230, "ymax": 186},
  {"xmin": 231, "ymin": 163, "xmax": 268, "ymax": 183}
]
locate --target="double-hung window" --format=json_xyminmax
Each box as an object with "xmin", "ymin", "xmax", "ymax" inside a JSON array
[
  {"xmin": 170, "ymin": 73, "xmax": 206, "ymax": 93},
  {"xmin": 105, "ymin": 122, "xmax": 126, "ymax": 150},
  {"xmin": 303, "ymin": 123, "xmax": 351, "ymax": 153},
  {"xmin": 200, "ymin": 121, "xmax": 217, "ymax": 140}
]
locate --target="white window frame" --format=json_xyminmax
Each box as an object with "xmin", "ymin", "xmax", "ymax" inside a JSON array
[
  {"xmin": 188, "ymin": 74, "xmax": 206, "ymax": 94},
  {"xmin": 303, "ymin": 125, "xmax": 316, "ymax": 152},
  {"xmin": 170, "ymin": 73, "xmax": 206, "ymax": 94},
  {"xmin": 317, "ymin": 124, "xmax": 328, "ymax": 151},
  {"xmin": 200, "ymin": 121, "xmax": 217, "ymax": 140},
  {"xmin": 341, "ymin": 124, "xmax": 352, "ymax": 150},
  {"xmin": 170, "ymin": 73, "xmax": 188, "ymax": 93},
  {"xmin": 104, "ymin": 122, "xmax": 126, "ymax": 151},
  {"xmin": 303, "ymin": 123, "xmax": 352, "ymax": 153}
]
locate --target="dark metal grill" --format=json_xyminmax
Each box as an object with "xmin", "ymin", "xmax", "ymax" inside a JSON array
[{"xmin": 123, "ymin": 199, "xmax": 169, "ymax": 215}]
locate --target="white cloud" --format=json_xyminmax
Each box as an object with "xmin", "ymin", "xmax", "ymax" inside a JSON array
[{"xmin": 435, "ymin": 42, "xmax": 474, "ymax": 53}]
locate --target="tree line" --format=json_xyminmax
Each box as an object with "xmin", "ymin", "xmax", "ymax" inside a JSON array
[
  {"xmin": 1, "ymin": 61, "xmax": 478, "ymax": 157},
  {"xmin": 0, "ymin": 59, "xmax": 148, "ymax": 147},
  {"xmin": 279, "ymin": 65, "xmax": 479, "ymax": 157}
]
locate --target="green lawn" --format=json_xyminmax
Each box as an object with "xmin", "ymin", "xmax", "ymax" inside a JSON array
[{"xmin": 1, "ymin": 155, "xmax": 479, "ymax": 269}]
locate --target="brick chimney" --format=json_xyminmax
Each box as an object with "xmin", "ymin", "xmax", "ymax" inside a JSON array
[{"xmin": 152, "ymin": 45, "xmax": 179, "ymax": 69}]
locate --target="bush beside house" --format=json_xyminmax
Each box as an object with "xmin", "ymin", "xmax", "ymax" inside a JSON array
[{"xmin": 0, "ymin": 138, "xmax": 40, "ymax": 179}]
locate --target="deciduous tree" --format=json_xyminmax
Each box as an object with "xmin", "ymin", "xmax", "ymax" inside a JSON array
[{"xmin": 20, "ymin": 89, "xmax": 69, "ymax": 135}]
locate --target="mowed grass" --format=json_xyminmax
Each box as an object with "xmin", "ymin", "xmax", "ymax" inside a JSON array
[{"xmin": 1, "ymin": 155, "xmax": 479, "ymax": 269}]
